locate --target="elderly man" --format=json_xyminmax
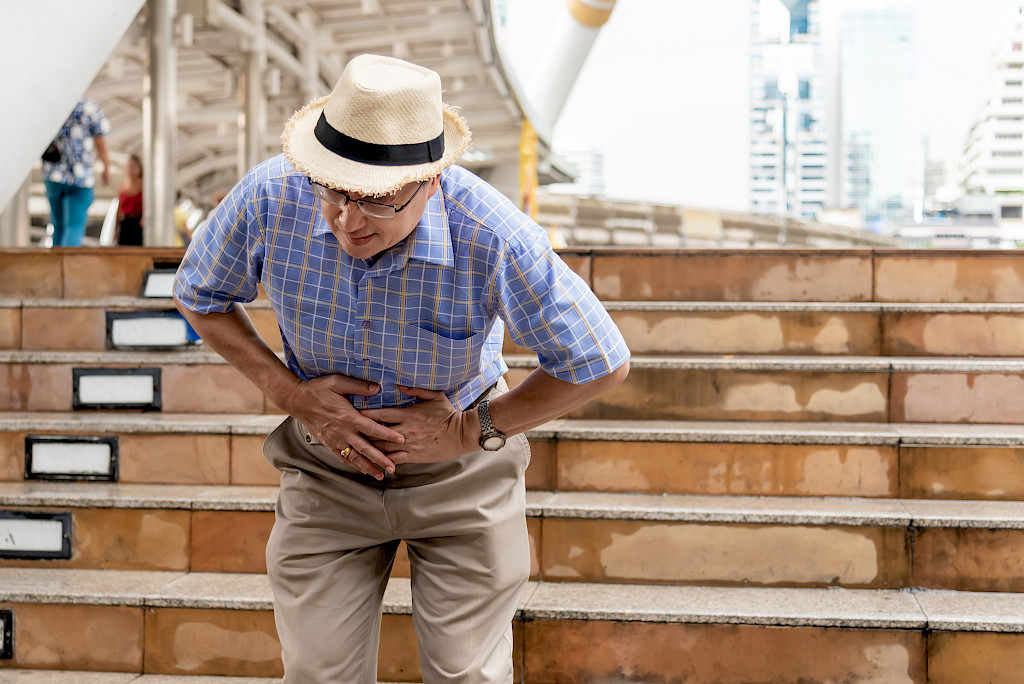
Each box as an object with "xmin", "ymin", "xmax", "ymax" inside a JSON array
[{"xmin": 174, "ymin": 54, "xmax": 629, "ymax": 683}]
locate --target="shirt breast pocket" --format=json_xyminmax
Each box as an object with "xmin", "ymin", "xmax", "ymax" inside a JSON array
[{"xmin": 381, "ymin": 323, "xmax": 489, "ymax": 390}]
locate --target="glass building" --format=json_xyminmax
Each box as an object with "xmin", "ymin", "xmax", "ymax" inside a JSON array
[
  {"xmin": 835, "ymin": 4, "xmax": 924, "ymax": 231},
  {"xmin": 749, "ymin": 0, "xmax": 828, "ymax": 220}
]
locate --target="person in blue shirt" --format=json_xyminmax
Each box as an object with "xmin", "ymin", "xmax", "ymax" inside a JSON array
[
  {"xmin": 42, "ymin": 99, "xmax": 112, "ymax": 246},
  {"xmin": 174, "ymin": 54, "xmax": 629, "ymax": 684}
]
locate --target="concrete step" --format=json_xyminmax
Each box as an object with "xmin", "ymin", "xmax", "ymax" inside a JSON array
[
  {"xmin": 7, "ymin": 350, "xmax": 1024, "ymax": 423},
  {"xmin": 13, "ymin": 297, "xmax": 1024, "ymax": 357},
  {"xmin": 0, "ymin": 674, "xmax": 287, "ymax": 683},
  {"xmin": 506, "ymin": 354, "xmax": 1024, "ymax": 423},
  {"xmin": 5, "ymin": 483, "xmax": 1024, "ymax": 592},
  {"xmin": 7, "ymin": 247, "xmax": 1024, "ymax": 304},
  {"xmin": 0, "ymin": 298, "xmax": 277, "ymax": 353},
  {"xmin": 1, "ymin": 567, "xmax": 1023, "ymax": 681},
  {"xmin": 5, "ymin": 413, "xmax": 1024, "ymax": 500}
]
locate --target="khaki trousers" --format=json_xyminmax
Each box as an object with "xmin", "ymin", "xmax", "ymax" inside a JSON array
[{"xmin": 263, "ymin": 384, "xmax": 531, "ymax": 684}]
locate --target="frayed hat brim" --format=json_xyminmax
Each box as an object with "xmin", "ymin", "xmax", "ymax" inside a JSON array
[{"xmin": 282, "ymin": 96, "xmax": 471, "ymax": 197}]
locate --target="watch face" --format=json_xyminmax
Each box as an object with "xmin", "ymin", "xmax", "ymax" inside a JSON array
[{"xmin": 482, "ymin": 435, "xmax": 506, "ymax": 451}]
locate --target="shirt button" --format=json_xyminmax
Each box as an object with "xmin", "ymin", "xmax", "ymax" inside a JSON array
[{"xmin": 362, "ymin": 321, "xmax": 372, "ymax": 329}]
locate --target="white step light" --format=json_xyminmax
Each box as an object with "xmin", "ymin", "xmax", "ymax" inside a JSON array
[
  {"xmin": 0, "ymin": 511, "xmax": 71, "ymax": 559},
  {"xmin": 0, "ymin": 610, "xmax": 11, "ymax": 659},
  {"xmin": 106, "ymin": 311, "xmax": 193, "ymax": 350},
  {"xmin": 141, "ymin": 268, "xmax": 177, "ymax": 298},
  {"xmin": 25, "ymin": 435, "xmax": 118, "ymax": 481},
  {"xmin": 73, "ymin": 368, "xmax": 162, "ymax": 410}
]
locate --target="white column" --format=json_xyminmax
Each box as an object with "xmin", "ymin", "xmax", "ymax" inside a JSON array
[
  {"xmin": 144, "ymin": 0, "xmax": 179, "ymax": 246},
  {"xmin": 241, "ymin": 0, "xmax": 267, "ymax": 171},
  {"xmin": 0, "ymin": 175, "xmax": 31, "ymax": 247},
  {"xmin": 525, "ymin": 0, "xmax": 617, "ymax": 131}
]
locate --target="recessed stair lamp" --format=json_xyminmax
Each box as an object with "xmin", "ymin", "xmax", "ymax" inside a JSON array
[
  {"xmin": 24, "ymin": 435, "xmax": 119, "ymax": 482},
  {"xmin": 0, "ymin": 510, "xmax": 72, "ymax": 560},
  {"xmin": 72, "ymin": 368, "xmax": 162, "ymax": 411}
]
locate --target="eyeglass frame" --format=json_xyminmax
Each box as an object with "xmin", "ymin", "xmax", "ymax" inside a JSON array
[{"xmin": 307, "ymin": 177, "xmax": 427, "ymax": 219}]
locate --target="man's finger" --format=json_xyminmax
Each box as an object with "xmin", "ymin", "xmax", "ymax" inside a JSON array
[
  {"xmin": 398, "ymin": 385, "xmax": 447, "ymax": 400},
  {"xmin": 320, "ymin": 375, "xmax": 381, "ymax": 396},
  {"xmin": 360, "ymin": 407, "xmax": 402, "ymax": 423}
]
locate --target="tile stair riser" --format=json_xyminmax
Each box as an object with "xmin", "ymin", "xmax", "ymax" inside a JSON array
[
  {"xmin": 17, "ymin": 301, "xmax": 1024, "ymax": 357},
  {"xmin": 6, "ymin": 247, "xmax": 1024, "ymax": 301},
  {"xmin": 7, "ymin": 352, "xmax": 1024, "ymax": 421},
  {"xmin": 508, "ymin": 366, "xmax": 1024, "ymax": 424},
  {"xmin": 11, "ymin": 570, "xmax": 1024, "ymax": 682},
  {"xmin": 6, "ymin": 499, "xmax": 1024, "ymax": 591},
  {"xmin": 7, "ymin": 428, "xmax": 1024, "ymax": 501}
]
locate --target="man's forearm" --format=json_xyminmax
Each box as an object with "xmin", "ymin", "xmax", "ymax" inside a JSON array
[
  {"xmin": 94, "ymin": 136, "xmax": 110, "ymax": 168},
  {"xmin": 482, "ymin": 361, "xmax": 630, "ymax": 441},
  {"xmin": 174, "ymin": 300, "xmax": 301, "ymax": 411}
]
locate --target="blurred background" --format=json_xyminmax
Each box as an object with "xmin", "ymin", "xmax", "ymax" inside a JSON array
[{"xmin": 2, "ymin": 0, "xmax": 1023, "ymax": 249}]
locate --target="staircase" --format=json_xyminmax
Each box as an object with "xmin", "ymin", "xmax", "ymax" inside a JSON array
[{"xmin": 3, "ymin": 246, "xmax": 1024, "ymax": 682}]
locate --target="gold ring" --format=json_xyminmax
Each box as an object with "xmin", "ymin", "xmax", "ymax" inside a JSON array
[{"xmin": 340, "ymin": 446, "xmax": 352, "ymax": 459}]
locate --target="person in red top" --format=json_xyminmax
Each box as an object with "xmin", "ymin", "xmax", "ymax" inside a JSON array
[{"xmin": 116, "ymin": 154, "xmax": 143, "ymax": 246}]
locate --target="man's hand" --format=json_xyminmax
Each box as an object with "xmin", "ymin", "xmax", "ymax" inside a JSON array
[
  {"xmin": 360, "ymin": 386, "xmax": 476, "ymax": 464},
  {"xmin": 281, "ymin": 374, "xmax": 406, "ymax": 480}
]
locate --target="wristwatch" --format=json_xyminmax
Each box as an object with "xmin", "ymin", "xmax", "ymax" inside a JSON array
[{"xmin": 477, "ymin": 399, "xmax": 507, "ymax": 451}]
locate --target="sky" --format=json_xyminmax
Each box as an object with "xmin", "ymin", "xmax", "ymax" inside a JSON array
[{"xmin": 503, "ymin": 0, "xmax": 1022, "ymax": 212}]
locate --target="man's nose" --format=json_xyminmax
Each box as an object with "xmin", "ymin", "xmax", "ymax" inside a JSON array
[{"xmin": 335, "ymin": 201, "xmax": 367, "ymax": 231}]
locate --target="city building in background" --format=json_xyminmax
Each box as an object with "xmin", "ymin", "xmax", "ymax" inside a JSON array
[
  {"xmin": 895, "ymin": 2, "xmax": 1024, "ymax": 248},
  {"xmin": 833, "ymin": 2, "xmax": 925, "ymax": 233},
  {"xmin": 749, "ymin": 0, "xmax": 829, "ymax": 220},
  {"xmin": 954, "ymin": 3, "xmax": 1024, "ymax": 237}
]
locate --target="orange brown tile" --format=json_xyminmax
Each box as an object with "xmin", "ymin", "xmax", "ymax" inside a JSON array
[
  {"xmin": 143, "ymin": 607, "xmax": 282, "ymax": 677},
  {"xmin": 523, "ymin": 620, "xmax": 926, "ymax": 683},
  {"xmin": 611, "ymin": 310, "xmax": 881, "ymax": 355},
  {"xmin": 161, "ymin": 364, "xmax": 264, "ymax": 414},
  {"xmin": 191, "ymin": 510, "xmax": 274, "ymax": 573},
  {"xmin": 118, "ymin": 434, "xmax": 231, "ymax": 484},
  {"xmin": 884, "ymin": 312, "xmax": 1024, "ymax": 357},
  {"xmin": 556, "ymin": 440, "xmax": 898, "ymax": 497},
  {"xmin": 1, "ymin": 603, "xmax": 143, "ymax": 672},
  {"xmin": 590, "ymin": 253, "xmax": 874, "ymax": 302},
  {"xmin": 928, "ymin": 632, "xmax": 1024, "ymax": 684},
  {"xmin": 0, "ymin": 251, "xmax": 62, "ymax": 298},
  {"xmin": 540, "ymin": 519, "xmax": 910, "ymax": 588},
  {"xmin": 231, "ymin": 434, "xmax": 280, "ymax": 486},
  {"xmin": 900, "ymin": 446, "xmax": 1024, "ymax": 500},
  {"xmin": 892, "ymin": 372, "xmax": 1024, "ymax": 424},
  {"xmin": 577, "ymin": 369, "xmax": 889, "ymax": 422},
  {"xmin": 875, "ymin": 254, "xmax": 1024, "ymax": 303},
  {"xmin": 913, "ymin": 527, "xmax": 1024, "ymax": 592},
  {"xmin": 20, "ymin": 307, "xmax": 106, "ymax": 351}
]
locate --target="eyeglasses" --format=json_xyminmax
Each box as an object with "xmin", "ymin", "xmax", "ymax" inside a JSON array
[{"xmin": 308, "ymin": 178, "xmax": 426, "ymax": 219}]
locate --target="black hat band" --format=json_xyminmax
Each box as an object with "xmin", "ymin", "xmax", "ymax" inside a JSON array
[{"xmin": 314, "ymin": 111, "xmax": 445, "ymax": 167}]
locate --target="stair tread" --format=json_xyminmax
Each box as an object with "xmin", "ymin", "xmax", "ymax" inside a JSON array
[
  {"xmin": 506, "ymin": 354, "xmax": 1024, "ymax": 372},
  {"xmin": 7, "ymin": 349, "xmax": 1024, "ymax": 372},
  {"xmin": 1, "ymin": 567, "xmax": 1022, "ymax": 632},
  {"xmin": 6, "ymin": 412, "xmax": 1024, "ymax": 446},
  {"xmin": 5, "ymin": 482, "xmax": 1024, "ymax": 528},
  {"xmin": 0, "ymin": 673, "xmax": 418, "ymax": 682},
  {"xmin": 0, "ymin": 673, "xmax": 282, "ymax": 683},
  {"xmin": 10, "ymin": 297, "xmax": 1024, "ymax": 313}
]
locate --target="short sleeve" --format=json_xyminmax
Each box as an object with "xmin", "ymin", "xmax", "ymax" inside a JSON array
[
  {"xmin": 173, "ymin": 174, "xmax": 265, "ymax": 314},
  {"xmin": 493, "ymin": 231, "xmax": 629, "ymax": 384},
  {"xmin": 83, "ymin": 100, "xmax": 111, "ymax": 138}
]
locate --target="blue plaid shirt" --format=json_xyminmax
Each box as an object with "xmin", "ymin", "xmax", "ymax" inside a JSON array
[
  {"xmin": 174, "ymin": 155, "xmax": 629, "ymax": 410},
  {"xmin": 42, "ymin": 99, "xmax": 111, "ymax": 188}
]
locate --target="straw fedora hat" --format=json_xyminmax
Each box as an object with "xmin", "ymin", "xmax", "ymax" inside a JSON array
[{"xmin": 282, "ymin": 54, "xmax": 471, "ymax": 197}]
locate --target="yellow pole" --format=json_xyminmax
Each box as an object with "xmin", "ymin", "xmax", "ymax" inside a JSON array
[{"xmin": 519, "ymin": 118, "xmax": 539, "ymax": 221}]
